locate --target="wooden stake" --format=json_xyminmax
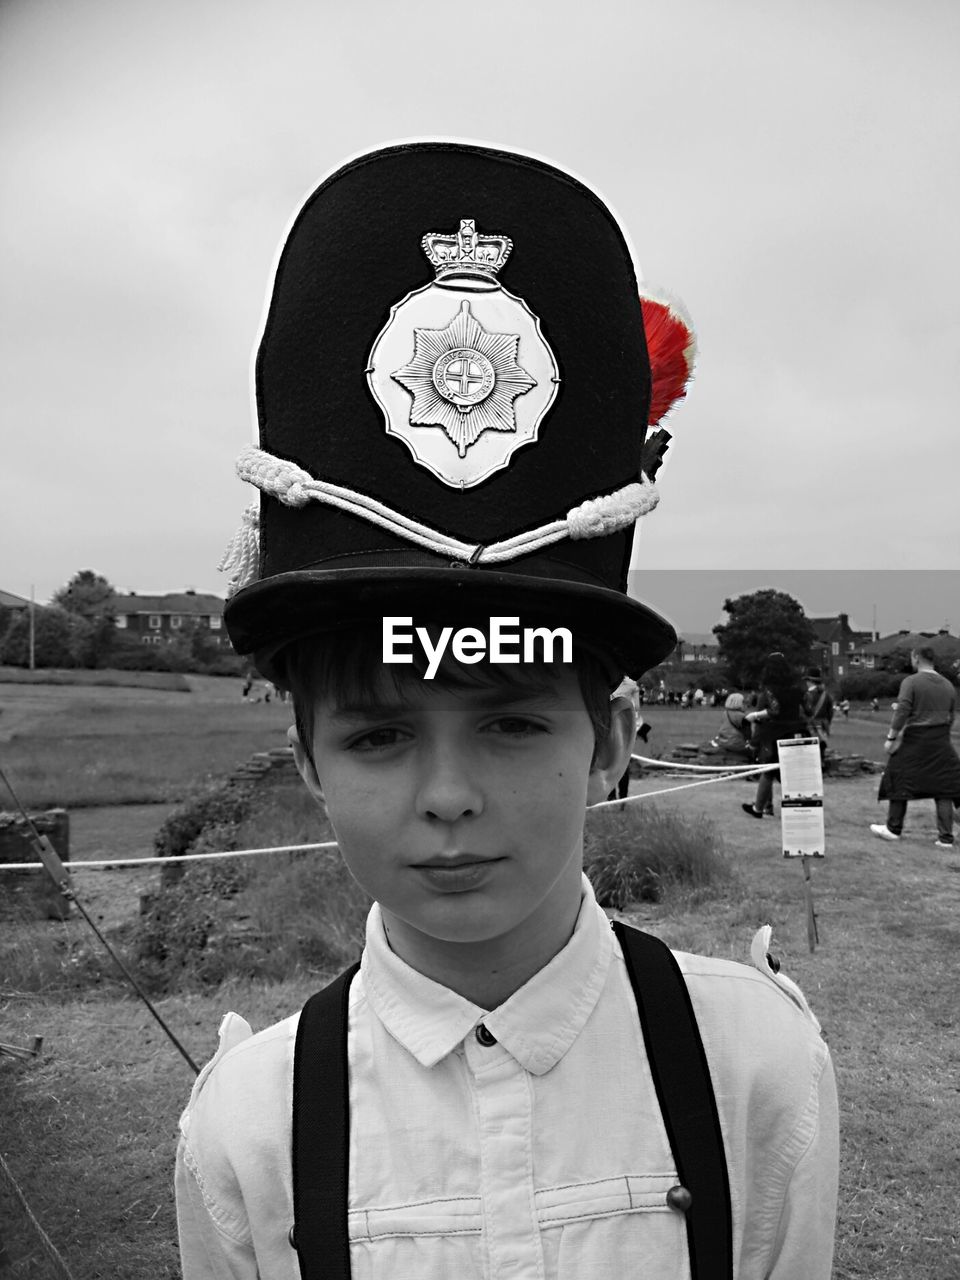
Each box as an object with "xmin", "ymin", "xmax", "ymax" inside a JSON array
[{"xmin": 800, "ymin": 855, "xmax": 819, "ymax": 952}]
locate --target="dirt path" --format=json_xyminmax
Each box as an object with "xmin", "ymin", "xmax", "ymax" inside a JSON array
[
  {"xmin": 62, "ymin": 803, "xmax": 179, "ymax": 932},
  {"xmin": 68, "ymin": 803, "xmax": 178, "ymax": 862}
]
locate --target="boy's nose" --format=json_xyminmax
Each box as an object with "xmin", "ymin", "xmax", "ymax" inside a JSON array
[{"xmin": 415, "ymin": 749, "xmax": 484, "ymax": 822}]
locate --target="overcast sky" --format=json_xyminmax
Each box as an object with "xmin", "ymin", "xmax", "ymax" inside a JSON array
[{"xmin": 2, "ymin": 0, "xmax": 958, "ymax": 625}]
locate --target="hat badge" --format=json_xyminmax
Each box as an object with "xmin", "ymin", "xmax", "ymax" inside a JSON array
[{"xmin": 366, "ymin": 218, "xmax": 560, "ymax": 488}]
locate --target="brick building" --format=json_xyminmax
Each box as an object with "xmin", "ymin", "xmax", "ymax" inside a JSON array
[
  {"xmin": 808, "ymin": 613, "xmax": 876, "ymax": 681},
  {"xmin": 112, "ymin": 590, "xmax": 227, "ymax": 646}
]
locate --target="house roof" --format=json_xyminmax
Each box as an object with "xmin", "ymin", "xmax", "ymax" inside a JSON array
[
  {"xmin": 808, "ymin": 615, "xmax": 849, "ymax": 642},
  {"xmin": 113, "ymin": 592, "xmax": 224, "ymax": 615},
  {"xmin": 0, "ymin": 588, "xmax": 33, "ymax": 610},
  {"xmin": 678, "ymin": 632, "xmax": 718, "ymax": 648},
  {"xmin": 861, "ymin": 630, "xmax": 960, "ymax": 658}
]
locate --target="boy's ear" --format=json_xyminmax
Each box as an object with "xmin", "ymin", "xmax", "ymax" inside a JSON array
[
  {"xmin": 586, "ymin": 696, "xmax": 636, "ymax": 805},
  {"xmin": 288, "ymin": 724, "xmax": 325, "ymax": 806}
]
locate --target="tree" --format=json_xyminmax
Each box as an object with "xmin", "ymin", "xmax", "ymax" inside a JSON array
[
  {"xmin": 0, "ymin": 606, "xmax": 93, "ymax": 669},
  {"xmin": 51, "ymin": 569, "xmax": 116, "ymax": 622},
  {"xmin": 713, "ymin": 590, "xmax": 815, "ymax": 688},
  {"xmin": 51, "ymin": 569, "xmax": 117, "ymax": 667}
]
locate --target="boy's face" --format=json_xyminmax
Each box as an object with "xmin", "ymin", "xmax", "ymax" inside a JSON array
[{"xmin": 291, "ymin": 663, "xmax": 629, "ymax": 968}]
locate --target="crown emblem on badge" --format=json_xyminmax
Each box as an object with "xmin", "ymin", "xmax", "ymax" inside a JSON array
[{"xmin": 422, "ymin": 219, "xmax": 512, "ymax": 283}]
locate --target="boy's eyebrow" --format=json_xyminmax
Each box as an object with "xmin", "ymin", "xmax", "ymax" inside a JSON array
[{"xmin": 328, "ymin": 682, "xmax": 563, "ymax": 720}]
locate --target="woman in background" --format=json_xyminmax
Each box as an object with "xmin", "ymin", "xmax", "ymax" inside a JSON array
[{"xmin": 742, "ymin": 653, "xmax": 810, "ymax": 818}]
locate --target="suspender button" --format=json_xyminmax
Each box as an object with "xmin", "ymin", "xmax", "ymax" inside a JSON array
[
  {"xmin": 666, "ymin": 1185, "xmax": 693, "ymax": 1213},
  {"xmin": 288, "ymin": 1224, "xmax": 298, "ymax": 1248}
]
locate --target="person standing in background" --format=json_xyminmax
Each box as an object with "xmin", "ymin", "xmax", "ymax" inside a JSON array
[
  {"xmin": 742, "ymin": 653, "xmax": 810, "ymax": 819},
  {"xmin": 804, "ymin": 667, "xmax": 834, "ymax": 741},
  {"xmin": 871, "ymin": 646, "xmax": 960, "ymax": 849}
]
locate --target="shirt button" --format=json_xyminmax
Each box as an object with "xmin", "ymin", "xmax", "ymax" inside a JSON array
[
  {"xmin": 475, "ymin": 1023, "xmax": 497, "ymax": 1046},
  {"xmin": 666, "ymin": 1185, "xmax": 693, "ymax": 1213},
  {"xmin": 288, "ymin": 1224, "xmax": 297, "ymax": 1248}
]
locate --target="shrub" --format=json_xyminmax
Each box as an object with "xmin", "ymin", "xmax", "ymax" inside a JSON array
[
  {"xmin": 201, "ymin": 651, "xmax": 246, "ymax": 676},
  {"xmin": 211, "ymin": 787, "xmax": 368, "ymax": 977},
  {"xmin": 134, "ymin": 856, "xmax": 254, "ymax": 991},
  {"xmin": 239, "ymin": 850, "xmax": 371, "ymax": 977},
  {"xmin": 108, "ymin": 632, "xmax": 177, "ymax": 671},
  {"xmin": 134, "ymin": 782, "xmax": 358, "ymax": 991},
  {"xmin": 100, "ymin": 630, "xmax": 246, "ymax": 676},
  {"xmin": 153, "ymin": 780, "xmax": 256, "ymax": 865},
  {"xmin": 838, "ymin": 670, "xmax": 905, "ymax": 701},
  {"xmin": 583, "ymin": 803, "xmax": 732, "ymax": 910}
]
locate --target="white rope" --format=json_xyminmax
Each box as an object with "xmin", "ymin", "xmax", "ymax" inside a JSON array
[
  {"xmin": 630, "ymin": 753, "xmax": 771, "ymax": 774},
  {"xmin": 220, "ymin": 445, "xmax": 659, "ymax": 594},
  {"xmin": 589, "ymin": 763, "xmax": 779, "ymax": 809},
  {"xmin": 0, "ymin": 841, "xmax": 339, "ymax": 873}
]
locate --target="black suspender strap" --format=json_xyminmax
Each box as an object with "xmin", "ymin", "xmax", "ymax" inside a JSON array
[
  {"xmin": 613, "ymin": 921, "xmax": 733, "ymax": 1280},
  {"xmin": 290, "ymin": 961, "xmax": 360, "ymax": 1280},
  {"xmin": 291, "ymin": 928, "xmax": 732, "ymax": 1280}
]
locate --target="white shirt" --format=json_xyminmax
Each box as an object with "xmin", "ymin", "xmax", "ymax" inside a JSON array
[{"xmin": 176, "ymin": 877, "xmax": 838, "ymax": 1279}]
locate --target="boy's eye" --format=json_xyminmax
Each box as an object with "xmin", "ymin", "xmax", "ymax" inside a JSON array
[
  {"xmin": 347, "ymin": 727, "xmax": 408, "ymax": 752},
  {"xmin": 485, "ymin": 716, "xmax": 547, "ymax": 737}
]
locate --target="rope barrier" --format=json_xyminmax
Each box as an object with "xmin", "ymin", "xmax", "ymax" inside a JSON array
[
  {"xmin": 630, "ymin": 753, "xmax": 771, "ymax": 774},
  {"xmin": 0, "ymin": 1150, "xmax": 78, "ymax": 1280},
  {"xmin": 0, "ymin": 841, "xmax": 339, "ymax": 873},
  {"xmin": 590, "ymin": 761, "xmax": 779, "ymax": 810}
]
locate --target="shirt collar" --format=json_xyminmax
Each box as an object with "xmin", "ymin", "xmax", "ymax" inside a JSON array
[{"xmin": 360, "ymin": 874, "xmax": 613, "ymax": 1075}]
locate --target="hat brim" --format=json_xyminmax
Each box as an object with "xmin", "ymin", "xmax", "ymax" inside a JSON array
[{"xmin": 224, "ymin": 566, "xmax": 677, "ymax": 685}]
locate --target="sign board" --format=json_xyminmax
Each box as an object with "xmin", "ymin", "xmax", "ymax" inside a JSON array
[{"xmin": 777, "ymin": 737, "xmax": 825, "ymax": 858}]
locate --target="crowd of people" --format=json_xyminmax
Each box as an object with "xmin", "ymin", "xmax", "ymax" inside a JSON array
[{"xmin": 658, "ymin": 647, "xmax": 959, "ymax": 845}]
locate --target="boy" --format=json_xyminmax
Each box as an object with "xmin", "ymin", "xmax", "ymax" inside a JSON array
[{"xmin": 176, "ymin": 141, "xmax": 838, "ymax": 1278}]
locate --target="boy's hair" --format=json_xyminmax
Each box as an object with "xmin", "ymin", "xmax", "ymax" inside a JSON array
[
  {"xmin": 915, "ymin": 644, "xmax": 936, "ymax": 663},
  {"xmin": 274, "ymin": 621, "xmax": 622, "ymax": 769}
]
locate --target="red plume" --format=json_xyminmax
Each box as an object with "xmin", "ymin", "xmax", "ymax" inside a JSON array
[{"xmin": 640, "ymin": 289, "xmax": 696, "ymax": 428}]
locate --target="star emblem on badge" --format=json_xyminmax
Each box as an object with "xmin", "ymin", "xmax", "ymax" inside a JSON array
[{"xmin": 392, "ymin": 300, "xmax": 537, "ymax": 458}]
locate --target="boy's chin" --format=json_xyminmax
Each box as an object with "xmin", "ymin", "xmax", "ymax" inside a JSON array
[
  {"xmin": 388, "ymin": 863, "xmax": 583, "ymax": 947},
  {"xmin": 396, "ymin": 892, "xmax": 524, "ymax": 945}
]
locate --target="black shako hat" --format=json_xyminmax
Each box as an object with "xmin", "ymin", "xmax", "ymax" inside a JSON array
[{"xmin": 221, "ymin": 140, "xmax": 696, "ymax": 681}]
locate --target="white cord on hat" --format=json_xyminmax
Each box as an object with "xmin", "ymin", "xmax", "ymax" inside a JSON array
[{"xmin": 219, "ymin": 444, "xmax": 659, "ymax": 595}]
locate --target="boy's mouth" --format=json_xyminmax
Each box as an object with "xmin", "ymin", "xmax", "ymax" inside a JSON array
[
  {"xmin": 412, "ymin": 854, "xmax": 505, "ymax": 891},
  {"xmin": 414, "ymin": 854, "xmax": 501, "ymax": 869}
]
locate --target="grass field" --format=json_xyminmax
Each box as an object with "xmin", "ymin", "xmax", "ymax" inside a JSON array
[
  {"xmin": 0, "ymin": 675, "xmax": 293, "ymax": 808},
  {"xmin": 2, "ymin": 683, "xmax": 959, "ymax": 1276},
  {"xmin": 0, "ymin": 666, "xmax": 192, "ymax": 691}
]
